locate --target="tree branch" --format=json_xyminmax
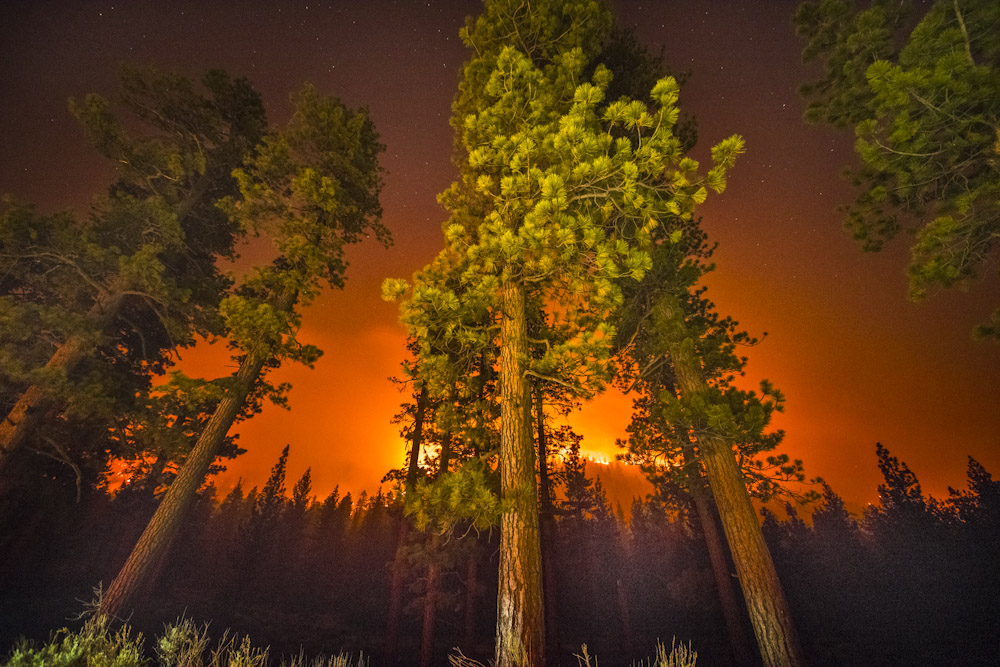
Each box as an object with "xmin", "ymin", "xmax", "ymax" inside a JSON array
[
  {"xmin": 35, "ymin": 436, "xmax": 84, "ymax": 503},
  {"xmin": 523, "ymin": 370, "xmax": 586, "ymax": 395},
  {"xmin": 953, "ymin": 0, "xmax": 976, "ymax": 67}
]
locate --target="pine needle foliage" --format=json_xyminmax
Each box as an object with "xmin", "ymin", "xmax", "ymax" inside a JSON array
[{"xmin": 795, "ymin": 0, "xmax": 1000, "ymax": 338}]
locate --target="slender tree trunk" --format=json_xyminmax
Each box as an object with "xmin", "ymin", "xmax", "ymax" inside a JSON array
[
  {"xmin": 384, "ymin": 520, "xmax": 410, "ymax": 666},
  {"xmin": 683, "ymin": 446, "xmax": 757, "ymax": 667},
  {"xmin": 143, "ymin": 450, "xmax": 170, "ymax": 497},
  {"xmin": 464, "ymin": 552, "xmax": 479, "ymax": 649},
  {"xmin": 406, "ymin": 387, "xmax": 429, "ymax": 491},
  {"xmin": 139, "ymin": 412, "xmax": 187, "ymax": 501},
  {"xmin": 386, "ymin": 385, "xmax": 428, "ymax": 665},
  {"xmin": 133, "ymin": 419, "xmax": 197, "ymax": 598},
  {"xmin": 534, "ymin": 384, "xmax": 559, "ymax": 663},
  {"xmin": 496, "ymin": 280, "xmax": 544, "ymax": 667},
  {"xmin": 419, "ymin": 425, "xmax": 452, "ymax": 667},
  {"xmin": 652, "ymin": 293, "xmax": 805, "ymax": 667},
  {"xmin": 0, "ymin": 290, "xmax": 125, "ymax": 473},
  {"xmin": 613, "ymin": 524, "xmax": 637, "ymax": 657},
  {"xmin": 421, "ymin": 533, "xmax": 442, "ymax": 667},
  {"xmin": 615, "ymin": 575, "xmax": 635, "ymax": 658},
  {"xmin": 98, "ymin": 289, "xmax": 296, "ymax": 619}
]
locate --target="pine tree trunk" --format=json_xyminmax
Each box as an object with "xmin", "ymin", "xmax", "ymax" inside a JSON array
[
  {"xmin": 406, "ymin": 387, "xmax": 429, "ymax": 491},
  {"xmin": 463, "ymin": 552, "xmax": 479, "ymax": 649},
  {"xmin": 496, "ymin": 280, "xmax": 545, "ymax": 667},
  {"xmin": 0, "ymin": 290, "xmax": 125, "ymax": 473},
  {"xmin": 98, "ymin": 290, "xmax": 295, "ymax": 619},
  {"xmin": 385, "ymin": 385, "xmax": 428, "ymax": 665},
  {"xmin": 420, "ymin": 422, "xmax": 452, "ymax": 667},
  {"xmin": 385, "ymin": 519, "xmax": 410, "ymax": 666},
  {"xmin": 686, "ymin": 454, "xmax": 758, "ymax": 667},
  {"xmin": 420, "ymin": 533, "xmax": 442, "ymax": 667},
  {"xmin": 143, "ymin": 450, "xmax": 171, "ymax": 498},
  {"xmin": 615, "ymin": 575, "xmax": 635, "ymax": 658},
  {"xmin": 652, "ymin": 293, "xmax": 805, "ymax": 667},
  {"xmin": 535, "ymin": 384, "xmax": 559, "ymax": 663}
]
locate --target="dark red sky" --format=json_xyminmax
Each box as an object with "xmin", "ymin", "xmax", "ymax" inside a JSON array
[{"xmin": 2, "ymin": 0, "xmax": 997, "ymax": 513}]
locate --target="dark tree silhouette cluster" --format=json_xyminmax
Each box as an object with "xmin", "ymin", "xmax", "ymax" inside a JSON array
[{"xmin": 1, "ymin": 442, "xmax": 997, "ymax": 667}]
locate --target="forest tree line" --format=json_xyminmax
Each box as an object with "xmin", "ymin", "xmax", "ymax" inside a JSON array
[{"xmin": 1, "ymin": 438, "xmax": 997, "ymax": 667}]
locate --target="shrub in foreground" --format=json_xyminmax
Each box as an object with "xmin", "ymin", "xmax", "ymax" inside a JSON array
[
  {"xmin": 3, "ymin": 613, "xmax": 698, "ymax": 667},
  {"xmin": 447, "ymin": 639, "xmax": 697, "ymax": 667},
  {"xmin": 2, "ymin": 616, "xmax": 366, "ymax": 667}
]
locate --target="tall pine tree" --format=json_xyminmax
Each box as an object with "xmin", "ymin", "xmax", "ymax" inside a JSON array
[
  {"xmin": 0, "ymin": 68, "xmax": 266, "ymax": 473},
  {"xmin": 99, "ymin": 84, "xmax": 387, "ymax": 618},
  {"xmin": 385, "ymin": 2, "xmax": 743, "ymax": 663}
]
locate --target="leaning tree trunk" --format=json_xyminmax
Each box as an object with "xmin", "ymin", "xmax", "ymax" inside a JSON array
[
  {"xmin": 98, "ymin": 290, "xmax": 296, "ymax": 619},
  {"xmin": 682, "ymin": 445, "xmax": 758, "ymax": 667},
  {"xmin": 496, "ymin": 279, "xmax": 545, "ymax": 667},
  {"xmin": 0, "ymin": 289, "xmax": 125, "ymax": 473},
  {"xmin": 653, "ymin": 293, "xmax": 806, "ymax": 667}
]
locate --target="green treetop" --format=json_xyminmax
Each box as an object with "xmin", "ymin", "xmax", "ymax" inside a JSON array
[
  {"xmin": 796, "ymin": 0, "xmax": 1000, "ymax": 337},
  {"xmin": 387, "ymin": 38, "xmax": 744, "ymax": 403}
]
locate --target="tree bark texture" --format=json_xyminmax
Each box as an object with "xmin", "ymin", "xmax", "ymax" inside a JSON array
[
  {"xmin": 99, "ymin": 289, "xmax": 296, "ymax": 618},
  {"xmin": 686, "ymin": 454, "xmax": 758, "ymax": 667},
  {"xmin": 496, "ymin": 280, "xmax": 545, "ymax": 667},
  {"xmin": 652, "ymin": 293, "xmax": 806, "ymax": 667},
  {"xmin": 0, "ymin": 290, "xmax": 125, "ymax": 473}
]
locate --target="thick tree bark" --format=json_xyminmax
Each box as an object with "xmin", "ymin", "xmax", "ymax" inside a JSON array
[
  {"xmin": 613, "ymin": 524, "xmax": 637, "ymax": 657},
  {"xmin": 99, "ymin": 289, "xmax": 296, "ymax": 619},
  {"xmin": 534, "ymin": 384, "xmax": 559, "ymax": 663},
  {"xmin": 496, "ymin": 280, "xmax": 544, "ymax": 667},
  {"xmin": 0, "ymin": 290, "xmax": 125, "ymax": 473},
  {"xmin": 652, "ymin": 293, "xmax": 805, "ymax": 667}
]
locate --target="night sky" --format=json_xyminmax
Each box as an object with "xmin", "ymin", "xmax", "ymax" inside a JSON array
[{"xmin": 2, "ymin": 0, "xmax": 997, "ymax": 512}]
